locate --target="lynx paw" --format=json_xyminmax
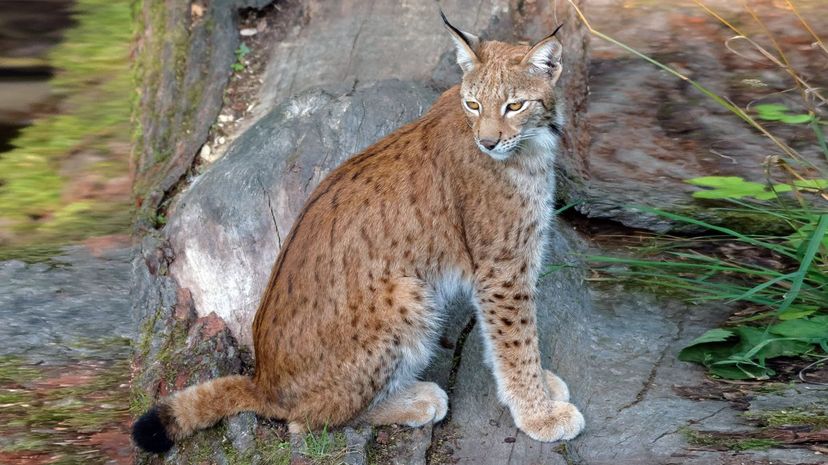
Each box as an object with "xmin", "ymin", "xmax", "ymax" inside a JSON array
[
  {"xmin": 363, "ymin": 381, "xmax": 448, "ymax": 428},
  {"xmin": 406, "ymin": 382, "xmax": 449, "ymax": 427},
  {"xmin": 543, "ymin": 370, "xmax": 570, "ymax": 402},
  {"xmin": 515, "ymin": 400, "xmax": 585, "ymax": 442}
]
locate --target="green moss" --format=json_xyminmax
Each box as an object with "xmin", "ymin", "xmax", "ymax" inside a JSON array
[
  {"xmin": 158, "ymin": 318, "xmax": 192, "ymax": 381},
  {"xmin": 0, "ymin": 356, "xmax": 43, "ymax": 385},
  {"xmin": 181, "ymin": 76, "xmax": 206, "ymax": 135},
  {"xmin": 69, "ymin": 336, "xmax": 132, "ymax": 353},
  {"xmin": 51, "ymin": 455, "xmax": 107, "ymax": 465},
  {"xmin": 366, "ymin": 443, "xmax": 378, "ymax": 465},
  {"xmin": 132, "ymin": 0, "xmax": 207, "ymax": 193},
  {"xmin": 751, "ymin": 382, "xmax": 793, "ymax": 394},
  {"xmin": 730, "ymin": 438, "xmax": 780, "ymax": 451},
  {"xmin": 129, "ymin": 384, "xmax": 153, "ymax": 416},
  {"xmin": 191, "ymin": 431, "xmax": 222, "ymax": 463},
  {"xmin": 132, "ymin": 303, "xmax": 195, "ymax": 415},
  {"xmin": 19, "ymin": 354, "xmax": 130, "ymax": 433},
  {"xmin": 745, "ymin": 409, "xmax": 828, "ymax": 429},
  {"xmin": 681, "ymin": 427, "xmax": 780, "ymax": 451},
  {"xmin": 0, "ymin": 389, "xmax": 29, "ymax": 405},
  {"xmin": 553, "ymin": 443, "xmax": 581, "ymax": 465},
  {"xmin": 136, "ymin": 307, "xmax": 189, "ymax": 398},
  {"xmin": 2, "ymin": 436, "xmax": 51, "ymax": 453},
  {"xmin": 671, "ymin": 203, "xmax": 796, "ymax": 235},
  {"xmin": 224, "ymin": 446, "xmax": 255, "ymax": 465},
  {"xmin": 138, "ymin": 306, "xmax": 163, "ymax": 360}
]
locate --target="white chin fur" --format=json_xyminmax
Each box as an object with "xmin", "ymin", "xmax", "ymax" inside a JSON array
[
  {"xmin": 477, "ymin": 145, "xmax": 513, "ymax": 161},
  {"xmin": 477, "ymin": 127, "xmax": 558, "ymax": 162}
]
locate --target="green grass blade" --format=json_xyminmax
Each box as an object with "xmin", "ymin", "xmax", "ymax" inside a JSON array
[
  {"xmin": 714, "ymin": 199, "xmax": 803, "ymax": 232},
  {"xmin": 634, "ymin": 206, "xmax": 798, "ymax": 260},
  {"xmin": 729, "ymin": 272, "xmax": 797, "ymax": 303},
  {"xmin": 731, "ymin": 312, "xmax": 777, "ymax": 324},
  {"xmin": 812, "ymin": 119, "xmax": 828, "ymax": 162},
  {"xmin": 667, "ymin": 251, "xmax": 787, "ymax": 276},
  {"xmin": 776, "ymin": 214, "xmax": 828, "ymax": 313},
  {"xmin": 589, "ymin": 254, "xmax": 783, "ymax": 277},
  {"xmin": 554, "ymin": 202, "xmax": 580, "ymax": 215},
  {"xmin": 621, "ymin": 276, "xmax": 776, "ymax": 303}
]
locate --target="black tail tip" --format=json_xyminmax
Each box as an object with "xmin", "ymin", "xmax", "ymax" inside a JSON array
[{"xmin": 132, "ymin": 406, "xmax": 174, "ymax": 454}]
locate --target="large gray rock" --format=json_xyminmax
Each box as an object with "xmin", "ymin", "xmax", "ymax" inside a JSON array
[{"xmin": 255, "ymin": 0, "xmax": 585, "ymax": 109}]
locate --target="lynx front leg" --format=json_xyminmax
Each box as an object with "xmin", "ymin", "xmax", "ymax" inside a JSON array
[{"xmin": 474, "ymin": 265, "xmax": 584, "ymax": 442}]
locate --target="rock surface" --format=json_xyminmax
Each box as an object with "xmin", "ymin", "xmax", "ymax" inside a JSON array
[
  {"xmin": 133, "ymin": 0, "xmax": 273, "ymax": 223},
  {"xmin": 0, "ymin": 242, "xmax": 135, "ymax": 361},
  {"xmin": 0, "ymin": 239, "xmax": 136, "ymax": 464},
  {"xmin": 582, "ymin": 0, "xmax": 828, "ymax": 230},
  {"xmin": 167, "ymin": 80, "xmax": 439, "ymax": 346}
]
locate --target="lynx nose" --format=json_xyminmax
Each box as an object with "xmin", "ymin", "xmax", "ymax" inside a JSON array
[{"xmin": 479, "ymin": 139, "xmax": 499, "ymax": 150}]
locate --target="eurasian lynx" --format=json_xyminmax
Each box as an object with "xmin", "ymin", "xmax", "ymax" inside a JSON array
[{"xmin": 133, "ymin": 13, "xmax": 584, "ymax": 453}]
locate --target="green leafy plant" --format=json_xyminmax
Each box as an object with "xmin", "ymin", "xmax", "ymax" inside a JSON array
[
  {"xmin": 588, "ymin": 207, "xmax": 827, "ymax": 380},
  {"xmin": 679, "ymin": 317, "xmax": 827, "ymax": 379},
  {"xmin": 232, "ymin": 43, "xmax": 251, "ymax": 72},
  {"xmin": 687, "ymin": 177, "xmax": 828, "ymax": 200},
  {"xmin": 687, "ymin": 177, "xmax": 791, "ymax": 200},
  {"xmin": 753, "ymin": 103, "xmax": 814, "ymax": 124}
]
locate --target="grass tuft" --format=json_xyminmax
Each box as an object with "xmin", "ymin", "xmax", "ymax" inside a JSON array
[{"xmin": 301, "ymin": 425, "xmax": 349, "ymax": 465}]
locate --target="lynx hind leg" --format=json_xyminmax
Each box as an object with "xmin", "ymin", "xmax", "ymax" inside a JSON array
[
  {"xmin": 543, "ymin": 369, "xmax": 570, "ymax": 402},
  {"xmin": 361, "ymin": 381, "xmax": 448, "ymax": 427}
]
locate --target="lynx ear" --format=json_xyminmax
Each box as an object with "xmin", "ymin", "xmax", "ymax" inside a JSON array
[
  {"xmin": 521, "ymin": 24, "xmax": 564, "ymax": 79},
  {"xmin": 440, "ymin": 10, "xmax": 480, "ymax": 73}
]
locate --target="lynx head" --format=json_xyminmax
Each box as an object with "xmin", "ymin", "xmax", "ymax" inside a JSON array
[{"xmin": 441, "ymin": 12, "xmax": 563, "ymax": 160}]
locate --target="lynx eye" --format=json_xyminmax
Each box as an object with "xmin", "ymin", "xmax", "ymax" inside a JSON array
[
  {"xmin": 465, "ymin": 100, "xmax": 480, "ymax": 111},
  {"xmin": 507, "ymin": 101, "xmax": 525, "ymax": 112}
]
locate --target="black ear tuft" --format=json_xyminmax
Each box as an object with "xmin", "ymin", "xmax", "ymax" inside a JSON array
[
  {"xmin": 550, "ymin": 23, "xmax": 564, "ymax": 39},
  {"xmin": 440, "ymin": 9, "xmax": 469, "ymax": 46},
  {"xmin": 132, "ymin": 406, "xmax": 175, "ymax": 454}
]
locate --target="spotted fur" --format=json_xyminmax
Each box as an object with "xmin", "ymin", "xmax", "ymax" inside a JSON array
[{"xmin": 132, "ymin": 15, "xmax": 583, "ymax": 454}]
